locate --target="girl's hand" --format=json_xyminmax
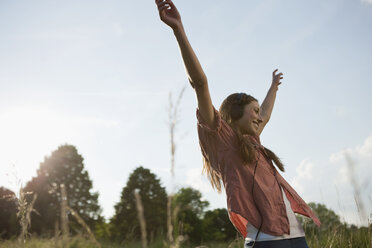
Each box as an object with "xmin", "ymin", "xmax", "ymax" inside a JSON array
[
  {"xmin": 156, "ymin": 0, "xmax": 183, "ymax": 30},
  {"xmin": 272, "ymin": 69, "xmax": 283, "ymax": 88}
]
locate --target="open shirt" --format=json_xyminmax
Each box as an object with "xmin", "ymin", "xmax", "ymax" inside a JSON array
[{"xmin": 196, "ymin": 107, "xmax": 321, "ymax": 237}]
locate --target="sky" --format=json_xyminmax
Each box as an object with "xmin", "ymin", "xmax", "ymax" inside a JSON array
[{"xmin": 0, "ymin": 0, "xmax": 371, "ymax": 228}]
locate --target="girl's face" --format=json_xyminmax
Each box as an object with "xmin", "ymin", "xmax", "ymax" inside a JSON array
[{"xmin": 236, "ymin": 101, "xmax": 263, "ymax": 136}]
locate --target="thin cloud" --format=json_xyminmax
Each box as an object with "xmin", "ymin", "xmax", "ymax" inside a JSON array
[
  {"xmin": 291, "ymin": 158, "xmax": 314, "ymax": 194},
  {"xmin": 330, "ymin": 135, "xmax": 372, "ymax": 187},
  {"xmin": 361, "ymin": 0, "xmax": 372, "ymax": 4},
  {"xmin": 289, "ymin": 135, "xmax": 372, "ymax": 226}
]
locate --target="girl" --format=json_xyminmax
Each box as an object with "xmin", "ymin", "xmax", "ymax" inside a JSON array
[{"xmin": 155, "ymin": 1, "xmax": 321, "ymax": 247}]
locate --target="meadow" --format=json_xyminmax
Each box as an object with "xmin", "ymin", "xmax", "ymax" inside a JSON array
[
  {"xmin": 0, "ymin": 225, "xmax": 371, "ymax": 248},
  {"xmin": 1, "ymin": 206, "xmax": 371, "ymax": 248},
  {"xmin": 1, "ymin": 93, "xmax": 371, "ymax": 248}
]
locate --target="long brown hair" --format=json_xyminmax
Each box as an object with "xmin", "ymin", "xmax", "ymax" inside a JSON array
[{"xmin": 203, "ymin": 93, "xmax": 285, "ymax": 193}]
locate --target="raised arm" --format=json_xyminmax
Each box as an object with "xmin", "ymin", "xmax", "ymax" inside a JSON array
[
  {"xmin": 257, "ymin": 69, "xmax": 283, "ymax": 135},
  {"xmin": 155, "ymin": 0, "xmax": 215, "ymax": 128}
]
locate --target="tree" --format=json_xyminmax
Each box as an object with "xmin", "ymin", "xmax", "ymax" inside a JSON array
[
  {"xmin": 297, "ymin": 202, "xmax": 341, "ymax": 235},
  {"xmin": 172, "ymin": 187, "xmax": 209, "ymax": 244},
  {"xmin": 0, "ymin": 187, "xmax": 19, "ymax": 239},
  {"xmin": 173, "ymin": 187, "xmax": 209, "ymax": 219},
  {"xmin": 110, "ymin": 166, "xmax": 167, "ymax": 243},
  {"xmin": 24, "ymin": 144, "xmax": 101, "ymax": 235},
  {"xmin": 201, "ymin": 208, "xmax": 237, "ymax": 242}
]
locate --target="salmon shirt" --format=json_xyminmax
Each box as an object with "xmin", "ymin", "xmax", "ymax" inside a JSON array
[{"xmin": 196, "ymin": 107, "xmax": 321, "ymax": 237}]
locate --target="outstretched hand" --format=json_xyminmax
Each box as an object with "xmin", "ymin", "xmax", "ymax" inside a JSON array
[
  {"xmin": 155, "ymin": 0, "xmax": 182, "ymax": 30},
  {"xmin": 272, "ymin": 69, "xmax": 283, "ymax": 88}
]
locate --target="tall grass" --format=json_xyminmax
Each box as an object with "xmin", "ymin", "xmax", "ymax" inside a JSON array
[
  {"xmin": 166, "ymin": 87, "xmax": 186, "ymax": 248},
  {"xmin": 345, "ymin": 153, "xmax": 368, "ymax": 225},
  {"xmin": 300, "ymin": 152, "xmax": 372, "ymax": 248},
  {"xmin": 0, "ymin": 237, "xmax": 246, "ymax": 248},
  {"xmin": 66, "ymin": 206, "xmax": 101, "ymax": 248},
  {"xmin": 134, "ymin": 189, "xmax": 148, "ymax": 248},
  {"xmin": 17, "ymin": 189, "xmax": 37, "ymax": 244},
  {"xmin": 60, "ymin": 184, "xmax": 69, "ymax": 247}
]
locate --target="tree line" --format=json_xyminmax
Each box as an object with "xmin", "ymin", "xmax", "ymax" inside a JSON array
[{"xmin": 0, "ymin": 144, "xmax": 366, "ymax": 245}]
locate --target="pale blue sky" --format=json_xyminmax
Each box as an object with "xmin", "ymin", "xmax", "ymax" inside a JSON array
[{"xmin": 0, "ymin": 0, "xmax": 371, "ymax": 227}]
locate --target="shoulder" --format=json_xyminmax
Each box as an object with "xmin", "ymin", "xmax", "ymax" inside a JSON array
[
  {"xmin": 196, "ymin": 106, "xmax": 237, "ymax": 147},
  {"xmin": 196, "ymin": 106, "xmax": 223, "ymax": 134}
]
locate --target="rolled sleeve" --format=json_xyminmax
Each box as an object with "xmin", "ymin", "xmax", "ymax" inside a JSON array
[{"xmin": 196, "ymin": 107, "xmax": 235, "ymax": 172}]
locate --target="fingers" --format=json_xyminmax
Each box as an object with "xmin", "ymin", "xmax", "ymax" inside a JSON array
[
  {"xmin": 157, "ymin": 1, "xmax": 171, "ymax": 19},
  {"xmin": 156, "ymin": 0, "xmax": 174, "ymax": 10},
  {"xmin": 158, "ymin": 4, "xmax": 169, "ymax": 11},
  {"xmin": 157, "ymin": 1, "xmax": 169, "ymax": 11},
  {"xmin": 167, "ymin": 0, "xmax": 177, "ymax": 9},
  {"xmin": 272, "ymin": 69, "xmax": 283, "ymax": 77},
  {"xmin": 272, "ymin": 69, "xmax": 284, "ymax": 85}
]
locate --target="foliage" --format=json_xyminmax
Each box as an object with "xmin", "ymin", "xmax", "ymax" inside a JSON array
[
  {"xmin": 201, "ymin": 208, "xmax": 237, "ymax": 242},
  {"xmin": 0, "ymin": 235, "xmax": 244, "ymax": 248},
  {"xmin": 294, "ymin": 202, "xmax": 372, "ymax": 247},
  {"xmin": 297, "ymin": 202, "xmax": 342, "ymax": 235},
  {"xmin": 110, "ymin": 166, "xmax": 167, "ymax": 243},
  {"xmin": 0, "ymin": 228, "xmax": 371, "ymax": 248},
  {"xmin": 173, "ymin": 187, "xmax": 209, "ymax": 219},
  {"xmin": 0, "ymin": 187, "xmax": 19, "ymax": 239},
  {"xmin": 172, "ymin": 187, "xmax": 209, "ymax": 244},
  {"xmin": 305, "ymin": 223, "xmax": 371, "ymax": 248},
  {"xmin": 93, "ymin": 217, "xmax": 110, "ymax": 241},
  {"xmin": 0, "ymin": 235, "xmax": 117, "ymax": 248},
  {"xmin": 24, "ymin": 144, "xmax": 102, "ymax": 236},
  {"xmin": 1, "ymin": 145, "xmax": 370, "ymax": 247}
]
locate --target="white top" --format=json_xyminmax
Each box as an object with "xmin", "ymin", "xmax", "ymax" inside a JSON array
[{"xmin": 245, "ymin": 186, "xmax": 306, "ymax": 242}]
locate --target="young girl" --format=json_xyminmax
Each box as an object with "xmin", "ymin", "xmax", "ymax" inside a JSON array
[{"xmin": 155, "ymin": 1, "xmax": 321, "ymax": 247}]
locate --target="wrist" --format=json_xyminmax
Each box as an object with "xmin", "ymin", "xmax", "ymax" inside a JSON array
[
  {"xmin": 172, "ymin": 23, "xmax": 185, "ymax": 34},
  {"xmin": 270, "ymin": 84, "xmax": 279, "ymax": 91}
]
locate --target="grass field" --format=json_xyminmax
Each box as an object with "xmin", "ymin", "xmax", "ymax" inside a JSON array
[
  {"xmin": 0, "ymin": 225, "xmax": 371, "ymax": 248},
  {"xmin": 0, "ymin": 236, "xmax": 244, "ymax": 248}
]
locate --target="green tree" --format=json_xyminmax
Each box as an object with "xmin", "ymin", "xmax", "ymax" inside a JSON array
[
  {"xmin": 110, "ymin": 166, "xmax": 167, "ymax": 243},
  {"xmin": 172, "ymin": 187, "xmax": 209, "ymax": 244},
  {"xmin": 297, "ymin": 202, "xmax": 341, "ymax": 235},
  {"xmin": 25, "ymin": 144, "xmax": 101, "ymax": 235},
  {"xmin": 201, "ymin": 208, "xmax": 237, "ymax": 242},
  {"xmin": 0, "ymin": 187, "xmax": 19, "ymax": 239}
]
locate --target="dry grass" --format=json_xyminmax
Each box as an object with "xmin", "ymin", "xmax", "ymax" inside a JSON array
[
  {"xmin": 345, "ymin": 153, "xmax": 368, "ymax": 225},
  {"xmin": 60, "ymin": 183, "xmax": 69, "ymax": 247},
  {"xmin": 166, "ymin": 87, "xmax": 186, "ymax": 248},
  {"xmin": 167, "ymin": 87, "xmax": 186, "ymax": 178},
  {"xmin": 5, "ymin": 165, "xmax": 38, "ymax": 244},
  {"xmin": 53, "ymin": 183, "xmax": 101, "ymax": 248},
  {"xmin": 17, "ymin": 189, "xmax": 37, "ymax": 244},
  {"xmin": 302, "ymin": 153, "xmax": 372, "ymax": 248},
  {"xmin": 66, "ymin": 206, "xmax": 101, "ymax": 248},
  {"xmin": 134, "ymin": 189, "xmax": 148, "ymax": 248}
]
